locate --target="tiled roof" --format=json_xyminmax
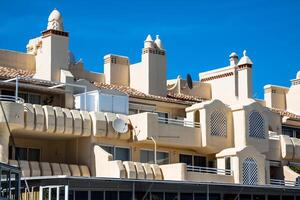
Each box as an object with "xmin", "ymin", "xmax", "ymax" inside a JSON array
[
  {"xmin": 0, "ymin": 66, "xmax": 205, "ymax": 104},
  {"xmin": 0, "ymin": 66, "xmax": 58, "ymax": 86},
  {"xmin": 0, "ymin": 66, "xmax": 34, "ymax": 79},
  {"xmin": 269, "ymin": 108, "xmax": 300, "ymax": 119},
  {"xmin": 93, "ymin": 82, "xmax": 204, "ymax": 105}
]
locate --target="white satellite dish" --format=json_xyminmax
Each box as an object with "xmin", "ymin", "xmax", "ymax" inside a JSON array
[{"xmin": 112, "ymin": 118, "xmax": 128, "ymax": 134}]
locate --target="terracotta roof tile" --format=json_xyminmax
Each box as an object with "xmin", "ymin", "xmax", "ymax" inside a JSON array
[
  {"xmin": 0, "ymin": 66, "xmax": 34, "ymax": 79},
  {"xmin": 269, "ymin": 108, "xmax": 300, "ymax": 119},
  {"xmin": 93, "ymin": 82, "xmax": 204, "ymax": 105},
  {"xmin": 0, "ymin": 66, "xmax": 58, "ymax": 86}
]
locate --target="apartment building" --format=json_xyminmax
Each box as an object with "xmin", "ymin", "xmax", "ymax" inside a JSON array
[{"xmin": 0, "ymin": 9, "xmax": 299, "ymax": 200}]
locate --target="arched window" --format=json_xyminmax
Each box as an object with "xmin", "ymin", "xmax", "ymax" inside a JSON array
[
  {"xmin": 249, "ymin": 111, "xmax": 265, "ymax": 139},
  {"xmin": 242, "ymin": 158, "xmax": 258, "ymax": 185},
  {"xmin": 210, "ymin": 110, "xmax": 227, "ymax": 136}
]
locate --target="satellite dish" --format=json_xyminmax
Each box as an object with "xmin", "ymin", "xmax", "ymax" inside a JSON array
[
  {"xmin": 112, "ymin": 118, "xmax": 128, "ymax": 134},
  {"xmin": 186, "ymin": 74, "xmax": 193, "ymax": 89}
]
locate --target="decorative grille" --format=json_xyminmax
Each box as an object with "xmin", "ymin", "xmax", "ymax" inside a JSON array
[
  {"xmin": 210, "ymin": 110, "xmax": 227, "ymax": 136},
  {"xmin": 242, "ymin": 158, "xmax": 258, "ymax": 185},
  {"xmin": 249, "ymin": 111, "xmax": 265, "ymax": 139}
]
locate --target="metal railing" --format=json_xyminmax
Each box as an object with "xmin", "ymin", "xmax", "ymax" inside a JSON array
[
  {"xmin": 0, "ymin": 95, "xmax": 24, "ymax": 103},
  {"xmin": 270, "ymin": 179, "xmax": 300, "ymax": 187},
  {"xmin": 158, "ymin": 117, "xmax": 201, "ymax": 128},
  {"xmin": 187, "ymin": 165, "xmax": 233, "ymax": 176}
]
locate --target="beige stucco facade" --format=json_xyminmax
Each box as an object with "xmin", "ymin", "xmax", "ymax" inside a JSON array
[{"xmin": 0, "ymin": 9, "xmax": 299, "ymax": 192}]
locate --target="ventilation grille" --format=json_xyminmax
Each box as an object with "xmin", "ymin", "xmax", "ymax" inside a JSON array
[
  {"xmin": 210, "ymin": 110, "xmax": 227, "ymax": 136},
  {"xmin": 242, "ymin": 158, "xmax": 259, "ymax": 185},
  {"xmin": 249, "ymin": 111, "xmax": 265, "ymax": 139}
]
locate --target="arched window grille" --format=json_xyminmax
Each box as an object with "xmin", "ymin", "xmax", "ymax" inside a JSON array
[
  {"xmin": 210, "ymin": 110, "xmax": 227, "ymax": 136},
  {"xmin": 242, "ymin": 158, "xmax": 259, "ymax": 185},
  {"xmin": 249, "ymin": 111, "xmax": 265, "ymax": 139}
]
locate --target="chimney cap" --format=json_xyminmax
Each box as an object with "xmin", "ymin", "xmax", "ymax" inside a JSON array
[
  {"xmin": 297, "ymin": 71, "xmax": 300, "ymax": 79},
  {"xmin": 229, "ymin": 52, "xmax": 238, "ymax": 58},
  {"xmin": 238, "ymin": 50, "xmax": 253, "ymax": 65}
]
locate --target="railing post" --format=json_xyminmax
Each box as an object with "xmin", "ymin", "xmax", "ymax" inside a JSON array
[{"xmin": 15, "ymin": 76, "xmax": 19, "ymax": 102}]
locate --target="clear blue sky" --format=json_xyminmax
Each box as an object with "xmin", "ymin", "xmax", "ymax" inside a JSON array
[{"xmin": 1, "ymin": 0, "xmax": 299, "ymax": 98}]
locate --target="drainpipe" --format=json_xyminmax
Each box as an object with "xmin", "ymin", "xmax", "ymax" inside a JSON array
[{"xmin": 148, "ymin": 137, "xmax": 157, "ymax": 164}]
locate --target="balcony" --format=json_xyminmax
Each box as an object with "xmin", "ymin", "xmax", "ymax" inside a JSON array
[
  {"xmin": 270, "ymin": 179, "xmax": 300, "ymax": 187},
  {"xmin": 129, "ymin": 112, "xmax": 201, "ymax": 148},
  {"xmin": 186, "ymin": 165, "xmax": 234, "ymax": 183}
]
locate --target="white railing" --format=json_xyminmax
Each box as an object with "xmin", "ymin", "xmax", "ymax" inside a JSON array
[
  {"xmin": 270, "ymin": 179, "xmax": 300, "ymax": 187},
  {"xmin": 158, "ymin": 117, "xmax": 201, "ymax": 128},
  {"xmin": 187, "ymin": 165, "xmax": 233, "ymax": 176},
  {"xmin": 0, "ymin": 95, "xmax": 24, "ymax": 103}
]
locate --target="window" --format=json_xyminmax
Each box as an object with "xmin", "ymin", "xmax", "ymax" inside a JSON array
[
  {"xmin": 225, "ymin": 157, "xmax": 231, "ymax": 175},
  {"xmin": 119, "ymin": 191, "xmax": 132, "ymax": 200},
  {"xmin": 115, "ymin": 147, "xmax": 130, "ymax": 161},
  {"xmin": 75, "ymin": 191, "xmax": 88, "ymax": 200},
  {"xmin": 180, "ymin": 154, "xmax": 207, "ymax": 167},
  {"xmin": 179, "ymin": 154, "xmax": 193, "ymax": 166},
  {"xmin": 180, "ymin": 193, "xmax": 193, "ymax": 200},
  {"xmin": 242, "ymin": 158, "xmax": 259, "ymax": 185},
  {"xmin": 9, "ymin": 146, "xmax": 40, "ymax": 161},
  {"xmin": 100, "ymin": 145, "xmax": 131, "ymax": 161},
  {"xmin": 140, "ymin": 150, "xmax": 169, "ymax": 165},
  {"xmin": 249, "ymin": 111, "xmax": 265, "ymax": 139},
  {"xmin": 210, "ymin": 110, "xmax": 227, "ymax": 136},
  {"xmin": 91, "ymin": 191, "xmax": 104, "ymax": 200},
  {"xmin": 1, "ymin": 90, "xmax": 41, "ymax": 104},
  {"xmin": 282, "ymin": 126, "xmax": 300, "ymax": 139},
  {"xmin": 15, "ymin": 147, "xmax": 28, "ymax": 160}
]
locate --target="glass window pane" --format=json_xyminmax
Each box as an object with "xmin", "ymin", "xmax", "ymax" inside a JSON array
[
  {"xmin": 75, "ymin": 191, "xmax": 88, "ymax": 200},
  {"xmin": 296, "ymin": 130, "xmax": 300, "ymax": 139},
  {"xmin": 140, "ymin": 150, "xmax": 154, "ymax": 164},
  {"xmin": 165, "ymin": 192, "xmax": 179, "ymax": 200},
  {"xmin": 29, "ymin": 94, "xmax": 41, "ymax": 104},
  {"xmin": 282, "ymin": 127, "xmax": 294, "ymax": 137},
  {"xmin": 151, "ymin": 192, "xmax": 163, "ymax": 200},
  {"xmin": 135, "ymin": 192, "xmax": 150, "ymax": 200},
  {"xmin": 224, "ymin": 194, "xmax": 237, "ymax": 200},
  {"xmin": 101, "ymin": 146, "xmax": 114, "ymax": 157},
  {"xmin": 253, "ymin": 195, "xmax": 265, "ymax": 200},
  {"xmin": 209, "ymin": 194, "xmax": 221, "ymax": 200},
  {"xmin": 1, "ymin": 169, "xmax": 9, "ymax": 198},
  {"xmin": 157, "ymin": 152, "xmax": 169, "ymax": 165},
  {"xmin": 282, "ymin": 196, "xmax": 294, "ymax": 200},
  {"xmin": 105, "ymin": 191, "xmax": 118, "ymax": 200},
  {"xmin": 28, "ymin": 148, "xmax": 40, "ymax": 161},
  {"xmin": 9, "ymin": 146, "xmax": 13, "ymax": 160},
  {"xmin": 51, "ymin": 188, "xmax": 57, "ymax": 200},
  {"xmin": 240, "ymin": 194, "xmax": 252, "ymax": 200},
  {"xmin": 119, "ymin": 191, "xmax": 132, "ymax": 200},
  {"xmin": 194, "ymin": 156, "xmax": 206, "ymax": 167},
  {"xmin": 115, "ymin": 147, "xmax": 130, "ymax": 161},
  {"xmin": 179, "ymin": 154, "xmax": 193, "ymax": 166},
  {"xmin": 15, "ymin": 147, "xmax": 27, "ymax": 160},
  {"xmin": 268, "ymin": 195, "xmax": 280, "ymax": 200},
  {"xmin": 1, "ymin": 90, "xmax": 15, "ymax": 96},
  {"xmin": 180, "ymin": 193, "xmax": 193, "ymax": 200},
  {"xmin": 194, "ymin": 193, "xmax": 207, "ymax": 200},
  {"xmin": 91, "ymin": 191, "xmax": 104, "ymax": 200}
]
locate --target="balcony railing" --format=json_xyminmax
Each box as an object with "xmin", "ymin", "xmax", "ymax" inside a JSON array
[
  {"xmin": 270, "ymin": 179, "xmax": 300, "ymax": 187},
  {"xmin": 187, "ymin": 165, "xmax": 233, "ymax": 176},
  {"xmin": 158, "ymin": 117, "xmax": 201, "ymax": 128},
  {"xmin": 0, "ymin": 95, "xmax": 24, "ymax": 103}
]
